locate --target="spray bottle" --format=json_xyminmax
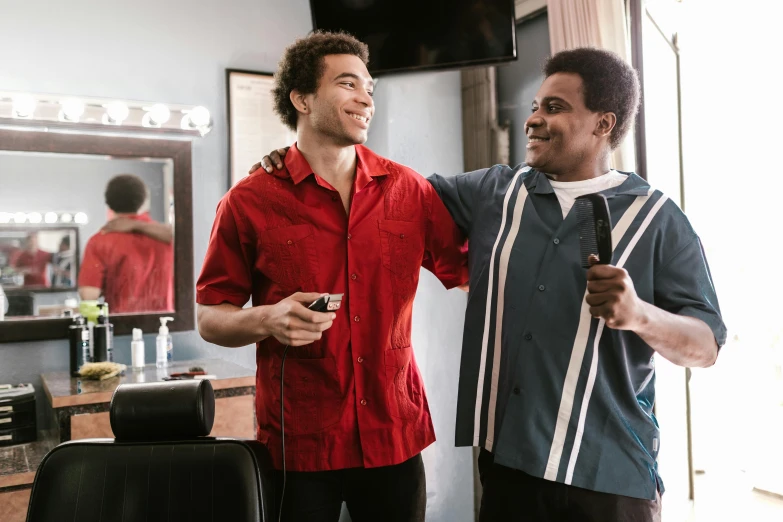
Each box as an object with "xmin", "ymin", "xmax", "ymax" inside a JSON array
[{"xmin": 155, "ymin": 317, "xmax": 174, "ymax": 368}]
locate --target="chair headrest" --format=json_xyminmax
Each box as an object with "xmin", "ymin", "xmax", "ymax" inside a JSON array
[{"xmin": 110, "ymin": 379, "xmax": 215, "ymax": 441}]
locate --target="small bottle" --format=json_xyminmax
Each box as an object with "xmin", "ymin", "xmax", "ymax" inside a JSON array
[
  {"xmin": 156, "ymin": 317, "xmax": 174, "ymax": 368},
  {"xmin": 68, "ymin": 315, "xmax": 90, "ymax": 376},
  {"xmin": 0, "ymin": 283, "xmax": 5, "ymax": 322},
  {"xmin": 93, "ymin": 303, "xmax": 114, "ymax": 362},
  {"xmin": 131, "ymin": 328, "xmax": 145, "ymax": 371},
  {"xmin": 80, "ymin": 328, "xmax": 91, "ymax": 368}
]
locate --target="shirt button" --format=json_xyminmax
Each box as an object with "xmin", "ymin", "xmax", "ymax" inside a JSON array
[
  {"xmin": 553, "ymin": 238, "xmax": 560, "ymax": 245},
  {"xmin": 400, "ymin": 234, "xmax": 405, "ymax": 239},
  {"xmin": 360, "ymin": 399, "xmax": 367, "ymax": 406},
  {"xmin": 538, "ymin": 285, "xmax": 546, "ymax": 292},
  {"xmin": 513, "ymin": 387, "xmax": 521, "ymax": 395},
  {"xmin": 357, "ymin": 357, "xmax": 364, "ymax": 363},
  {"xmin": 351, "ymin": 273, "xmax": 357, "ymax": 280},
  {"xmin": 287, "ymin": 240, "xmax": 293, "ymax": 245},
  {"xmin": 354, "ymin": 315, "xmax": 360, "ymax": 322},
  {"xmin": 347, "ymin": 233, "xmax": 352, "ymax": 240},
  {"xmin": 524, "ymin": 333, "xmax": 533, "ymax": 341}
]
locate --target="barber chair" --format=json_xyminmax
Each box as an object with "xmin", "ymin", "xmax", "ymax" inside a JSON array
[{"xmin": 25, "ymin": 379, "xmax": 275, "ymax": 522}]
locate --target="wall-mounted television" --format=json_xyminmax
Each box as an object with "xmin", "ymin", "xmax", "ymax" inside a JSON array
[{"xmin": 309, "ymin": 0, "xmax": 518, "ymax": 75}]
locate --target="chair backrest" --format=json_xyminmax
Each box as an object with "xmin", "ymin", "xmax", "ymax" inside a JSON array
[{"xmin": 26, "ymin": 380, "xmax": 274, "ymax": 522}]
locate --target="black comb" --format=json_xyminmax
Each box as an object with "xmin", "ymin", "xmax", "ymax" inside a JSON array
[{"xmin": 574, "ymin": 193, "xmax": 613, "ymax": 268}]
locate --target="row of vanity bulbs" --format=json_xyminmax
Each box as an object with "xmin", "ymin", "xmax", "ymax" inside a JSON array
[
  {"xmin": 8, "ymin": 94, "xmax": 210, "ymax": 131},
  {"xmin": 0, "ymin": 211, "xmax": 88, "ymax": 225}
]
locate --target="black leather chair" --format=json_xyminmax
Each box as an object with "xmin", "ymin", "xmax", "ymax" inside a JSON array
[{"xmin": 26, "ymin": 379, "xmax": 275, "ymax": 522}]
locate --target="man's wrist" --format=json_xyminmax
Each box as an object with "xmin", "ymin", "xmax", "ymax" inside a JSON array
[
  {"xmin": 631, "ymin": 299, "xmax": 654, "ymax": 334},
  {"xmin": 252, "ymin": 304, "xmax": 273, "ymax": 341}
]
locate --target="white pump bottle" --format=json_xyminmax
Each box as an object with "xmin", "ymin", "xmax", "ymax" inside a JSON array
[{"xmin": 155, "ymin": 316, "xmax": 174, "ymax": 368}]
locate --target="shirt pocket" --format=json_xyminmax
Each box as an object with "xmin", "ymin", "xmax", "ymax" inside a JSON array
[
  {"xmin": 378, "ymin": 219, "xmax": 424, "ymax": 278},
  {"xmin": 260, "ymin": 224, "xmax": 320, "ymax": 290},
  {"xmin": 384, "ymin": 346, "xmax": 424, "ymax": 420},
  {"xmin": 272, "ymin": 355, "xmax": 342, "ymax": 435}
]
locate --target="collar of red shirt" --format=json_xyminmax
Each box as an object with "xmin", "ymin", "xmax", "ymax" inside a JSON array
[{"xmin": 274, "ymin": 143, "xmax": 388, "ymax": 192}]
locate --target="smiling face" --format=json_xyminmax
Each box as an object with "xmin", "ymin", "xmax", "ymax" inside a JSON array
[
  {"xmin": 301, "ymin": 54, "xmax": 375, "ymax": 146},
  {"xmin": 524, "ymin": 72, "xmax": 614, "ymax": 176}
]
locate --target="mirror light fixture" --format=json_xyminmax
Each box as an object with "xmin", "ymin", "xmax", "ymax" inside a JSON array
[
  {"xmin": 0, "ymin": 211, "xmax": 88, "ymax": 225},
  {"xmin": 0, "ymin": 91, "xmax": 212, "ymax": 137}
]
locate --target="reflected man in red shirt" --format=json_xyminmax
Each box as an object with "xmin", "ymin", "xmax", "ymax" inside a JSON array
[
  {"xmin": 10, "ymin": 232, "xmax": 53, "ymax": 287},
  {"xmin": 78, "ymin": 174, "xmax": 174, "ymax": 313},
  {"xmin": 196, "ymin": 32, "xmax": 468, "ymax": 522}
]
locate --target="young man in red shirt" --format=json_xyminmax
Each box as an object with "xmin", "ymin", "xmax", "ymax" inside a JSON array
[
  {"xmin": 78, "ymin": 174, "xmax": 174, "ymax": 313},
  {"xmin": 196, "ymin": 32, "xmax": 468, "ymax": 522}
]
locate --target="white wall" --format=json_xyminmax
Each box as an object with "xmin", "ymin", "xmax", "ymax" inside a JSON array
[{"xmin": 366, "ymin": 71, "xmax": 474, "ymax": 522}]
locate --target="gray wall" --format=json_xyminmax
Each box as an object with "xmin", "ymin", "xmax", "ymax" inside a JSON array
[
  {"xmin": 0, "ymin": 1, "xmax": 473, "ymax": 521},
  {"xmin": 496, "ymin": 14, "xmax": 550, "ymax": 165},
  {"xmin": 366, "ymin": 71, "xmax": 474, "ymax": 522},
  {"xmin": 0, "ymin": 153, "xmax": 167, "ymax": 261}
]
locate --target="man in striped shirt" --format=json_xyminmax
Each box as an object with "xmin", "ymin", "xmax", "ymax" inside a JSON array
[{"xmin": 429, "ymin": 48, "xmax": 725, "ymax": 521}]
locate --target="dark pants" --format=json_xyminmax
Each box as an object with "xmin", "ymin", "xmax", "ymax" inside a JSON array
[
  {"xmin": 273, "ymin": 454, "xmax": 426, "ymax": 522},
  {"xmin": 478, "ymin": 450, "xmax": 661, "ymax": 522}
]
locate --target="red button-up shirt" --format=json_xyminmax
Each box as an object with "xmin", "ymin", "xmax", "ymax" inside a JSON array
[
  {"xmin": 197, "ymin": 144, "xmax": 468, "ymax": 472},
  {"xmin": 78, "ymin": 214, "xmax": 174, "ymax": 313}
]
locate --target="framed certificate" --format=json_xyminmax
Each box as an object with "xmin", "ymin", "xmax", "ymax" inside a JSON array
[{"xmin": 226, "ymin": 69, "xmax": 297, "ymax": 188}]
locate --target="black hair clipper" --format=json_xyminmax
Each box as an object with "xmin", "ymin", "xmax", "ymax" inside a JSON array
[
  {"xmin": 308, "ymin": 293, "xmax": 344, "ymax": 312},
  {"xmin": 575, "ymin": 193, "xmax": 613, "ymax": 268}
]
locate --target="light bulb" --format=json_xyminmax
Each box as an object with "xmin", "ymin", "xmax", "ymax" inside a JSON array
[
  {"xmin": 27, "ymin": 212, "xmax": 43, "ymax": 224},
  {"xmin": 60, "ymin": 213, "xmax": 73, "ymax": 223},
  {"xmin": 74, "ymin": 212, "xmax": 88, "ymax": 224},
  {"xmin": 60, "ymin": 98, "xmax": 85, "ymax": 122},
  {"xmin": 148, "ymin": 104, "xmax": 170, "ymax": 125},
  {"xmin": 12, "ymin": 94, "xmax": 37, "ymax": 118},
  {"xmin": 44, "ymin": 212, "xmax": 58, "ymax": 223},
  {"xmin": 189, "ymin": 106, "xmax": 210, "ymax": 127},
  {"xmin": 13, "ymin": 212, "xmax": 27, "ymax": 224},
  {"xmin": 105, "ymin": 102, "xmax": 129, "ymax": 124},
  {"xmin": 0, "ymin": 212, "xmax": 11, "ymax": 224}
]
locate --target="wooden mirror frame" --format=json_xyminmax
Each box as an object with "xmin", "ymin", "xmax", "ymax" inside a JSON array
[{"xmin": 0, "ymin": 129, "xmax": 194, "ymax": 342}]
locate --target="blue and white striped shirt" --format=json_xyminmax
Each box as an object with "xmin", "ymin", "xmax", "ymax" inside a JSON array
[{"xmin": 429, "ymin": 165, "xmax": 726, "ymax": 500}]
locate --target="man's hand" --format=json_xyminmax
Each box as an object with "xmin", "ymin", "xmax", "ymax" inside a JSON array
[
  {"xmin": 101, "ymin": 217, "xmax": 138, "ymax": 235},
  {"xmin": 262, "ymin": 292, "xmax": 336, "ymax": 346},
  {"xmin": 249, "ymin": 147, "xmax": 290, "ymax": 174},
  {"xmin": 101, "ymin": 217, "xmax": 173, "ymax": 244},
  {"xmin": 585, "ymin": 258, "xmax": 646, "ymax": 330}
]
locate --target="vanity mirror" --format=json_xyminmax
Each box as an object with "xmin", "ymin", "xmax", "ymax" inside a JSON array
[{"xmin": 0, "ymin": 129, "xmax": 195, "ymax": 342}]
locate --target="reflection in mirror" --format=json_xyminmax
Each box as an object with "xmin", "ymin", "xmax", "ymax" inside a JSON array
[
  {"xmin": 0, "ymin": 151, "xmax": 175, "ymax": 320},
  {"xmin": 0, "ymin": 227, "xmax": 79, "ymax": 318}
]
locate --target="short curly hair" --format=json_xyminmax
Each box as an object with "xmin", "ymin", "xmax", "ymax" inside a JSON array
[
  {"xmin": 105, "ymin": 174, "xmax": 148, "ymax": 214},
  {"xmin": 544, "ymin": 48, "xmax": 640, "ymax": 149},
  {"xmin": 273, "ymin": 31, "xmax": 369, "ymax": 131}
]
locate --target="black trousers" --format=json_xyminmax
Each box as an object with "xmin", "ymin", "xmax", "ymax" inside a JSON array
[
  {"xmin": 478, "ymin": 450, "xmax": 661, "ymax": 522},
  {"xmin": 273, "ymin": 454, "xmax": 426, "ymax": 522}
]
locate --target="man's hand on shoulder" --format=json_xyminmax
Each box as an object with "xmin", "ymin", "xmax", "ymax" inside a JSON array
[
  {"xmin": 101, "ymin": 216, "xmax": 138, "ymax": 235},
  {"xmin": 249, "ymin": 147, "xmax": 290, "ymax": 174}
]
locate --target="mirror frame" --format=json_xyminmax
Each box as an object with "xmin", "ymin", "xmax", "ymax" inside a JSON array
[{"xmin": 0, "ymin": 129, "xmax": 194, "ymax": 342}]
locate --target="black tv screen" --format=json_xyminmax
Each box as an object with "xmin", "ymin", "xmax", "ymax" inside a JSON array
[{"xmin": 309, "ymin": 0, "xmax": 517, "ymax": 75}]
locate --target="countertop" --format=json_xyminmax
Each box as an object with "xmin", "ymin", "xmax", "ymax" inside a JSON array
[{"xmin": 41, "ymin": 358, "xmax": 255, "ymax": 408}]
